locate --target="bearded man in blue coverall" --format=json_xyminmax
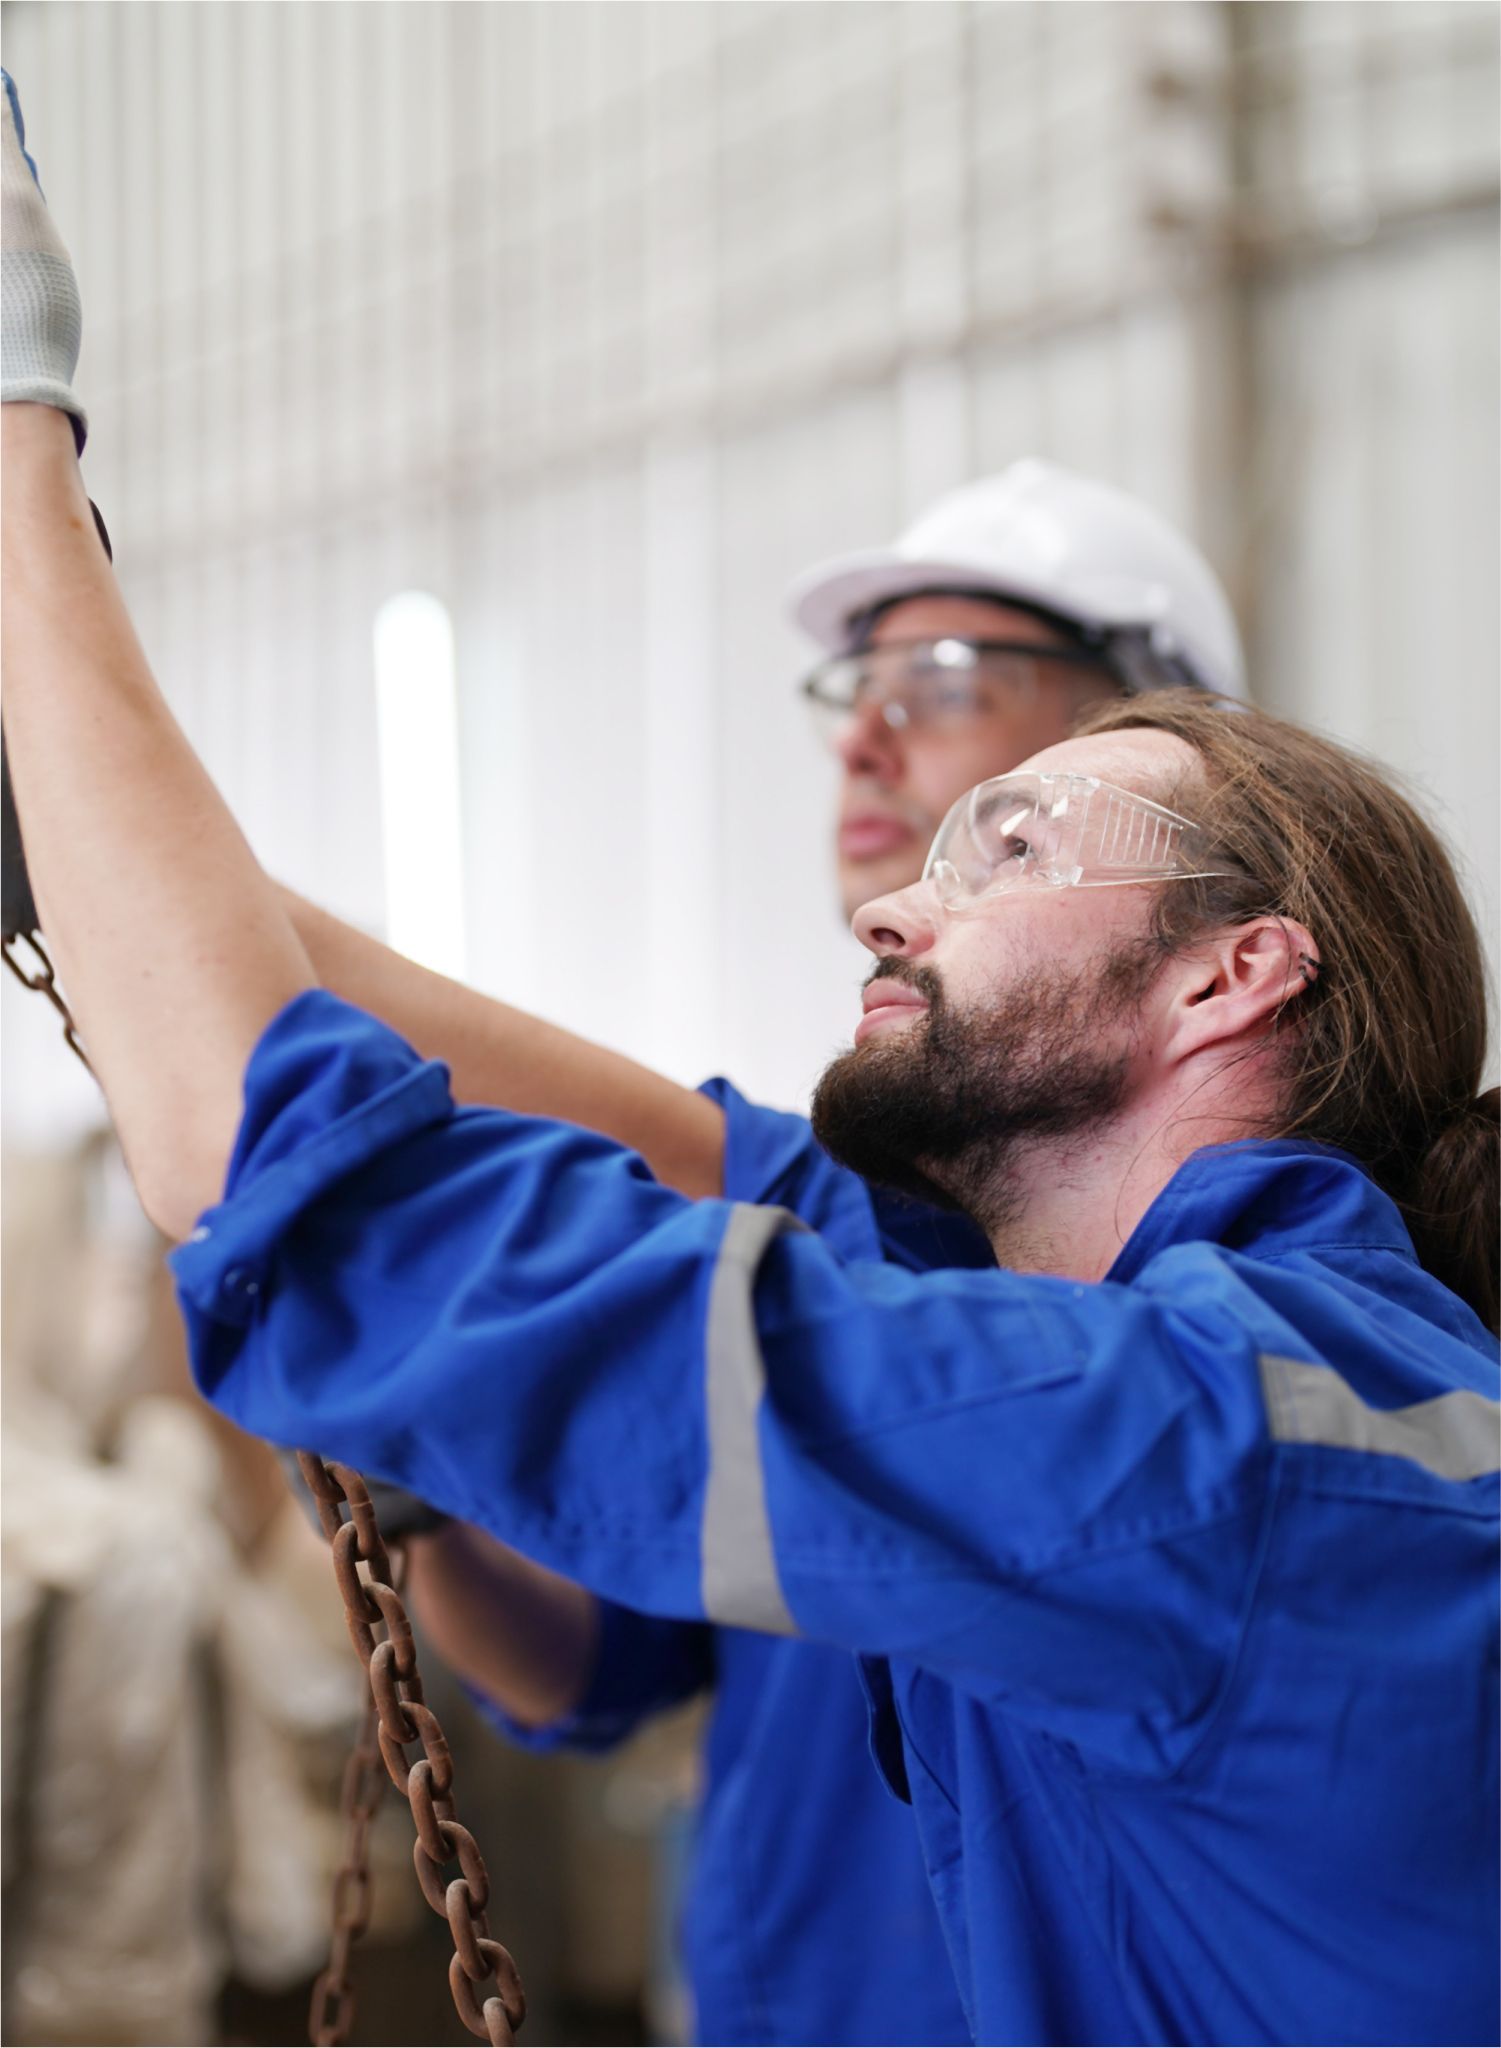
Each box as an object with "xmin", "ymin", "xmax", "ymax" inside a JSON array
[
  {"xmin": 345, "ymin": 461, "xmax": 1245, "ymax": 2048},
  {"xmin": 4, "ymin": 77, "xmax": 1498, "ymax": 2048},
  {"xmin": 271, "ymin": 461, "xmax": 1243, "ymax": 2044}
]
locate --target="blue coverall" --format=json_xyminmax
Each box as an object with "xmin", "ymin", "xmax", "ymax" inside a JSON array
[
  {"xmin": 470, "ymin": 1077, "xmax": 991, "ymax": 2045},
  {"xmin": 175, "ymin": 994, "xmax": 1501, "ymax": 2047}
]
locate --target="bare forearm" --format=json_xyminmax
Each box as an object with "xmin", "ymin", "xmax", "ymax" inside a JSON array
[
  {"xmin": 404, "ymin": 1522, "xmax": 599, "ymax": 1726},
  {"xmin": 2, "ymin": 407, "xmax": 314, "ymax": 1233},
  {"xmin": 282, "ymin": 889, "xmax": 726, "ymax": 1198}
]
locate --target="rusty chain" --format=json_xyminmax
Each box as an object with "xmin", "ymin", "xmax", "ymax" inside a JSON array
[
  {"xmin": 2, "ymin": 931, "xmax": 92, "ymax": 1071},
  {"xmin": 1, "ymin": 495, "xmax": 109, "ymax": 1077},
  {"xmin": 307, "ymin": 1668, "xmax": 387, "ymax": 2044},
  {"xmin": 297, "ymin": 1453, "xmax": 526, "ymax": 2047}
]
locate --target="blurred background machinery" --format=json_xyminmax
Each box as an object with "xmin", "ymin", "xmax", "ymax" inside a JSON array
[{"xmin": 1, "ymin": 4, "xmax": 1496, "ymax": 2044}]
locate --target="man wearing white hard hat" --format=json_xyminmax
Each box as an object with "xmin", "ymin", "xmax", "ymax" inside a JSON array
[
  {"xmin": 0, "ymin": 107, "xmax": 1247, "ymax": 2036},
  {"xmin": 261, "ymin": 467, "xmax": 1248, "ymax": 2045},
  {"xmin": 791, "ymin": 461, "xmax": 1247, "ymax": 919}
]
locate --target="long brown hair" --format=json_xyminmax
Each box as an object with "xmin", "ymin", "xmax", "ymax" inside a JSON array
[{"xmin": 1075, "ymin": 690, "xmax": 1499, "ymax": 1332}]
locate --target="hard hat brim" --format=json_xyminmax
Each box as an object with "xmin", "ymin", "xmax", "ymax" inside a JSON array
[
  {"xmin": 786, "ymin": 546, "xmax": 1246, "ymax": 698},
  {"xmin": 787, "ymin": 548, "xmax": 1120, "ymax": 657}
]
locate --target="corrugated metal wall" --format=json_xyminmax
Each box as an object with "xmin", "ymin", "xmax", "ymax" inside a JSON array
[{"xmin": 3, "ymin": 0, "xmax": 1496, "ymax": 1143}]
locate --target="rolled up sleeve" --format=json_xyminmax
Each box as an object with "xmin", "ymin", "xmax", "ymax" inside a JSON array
[{"xmin": 173, "ymin": 990, "xmax": 455, "ymax": 1333}]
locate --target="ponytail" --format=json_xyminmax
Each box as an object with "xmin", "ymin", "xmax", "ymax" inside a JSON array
[{"xmin": 1399, "ymin": 1088, "xmax": 1500, "ymax": 1336}]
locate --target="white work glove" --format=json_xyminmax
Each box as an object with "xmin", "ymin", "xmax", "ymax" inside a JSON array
[{"xmin": 1, "ymin": 70, "xmax": 87, "ymax": 451}]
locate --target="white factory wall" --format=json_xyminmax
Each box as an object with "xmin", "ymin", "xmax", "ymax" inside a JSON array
[{"xmin": 3, "ymin": 0, "xmax": 1497, "ymax": 1148}]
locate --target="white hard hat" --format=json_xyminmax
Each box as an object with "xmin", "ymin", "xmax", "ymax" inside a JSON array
[{"xmin": 787, "ymin": 459, "xmax": 1247, "ymax": 700}]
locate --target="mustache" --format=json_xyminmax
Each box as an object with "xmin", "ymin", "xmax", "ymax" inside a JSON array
[{"xmin": 863, "ymin": 958, "xmax": 944, "ymax": 1007}]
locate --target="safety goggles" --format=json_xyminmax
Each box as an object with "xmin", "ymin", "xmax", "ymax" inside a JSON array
[
  {"xmin": 923, "ymin": 771, "xmax": 1228, "ymax": 909},
  {"xmin": 800, "ymin": 637, "xmax": 1114, "ymax": 748}
]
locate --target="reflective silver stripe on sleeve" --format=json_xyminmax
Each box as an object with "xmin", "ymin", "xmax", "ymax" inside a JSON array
[
  {"xmin": 1259, "ymin": 1355, "xmax": 1501, "ymax": 1483},
  {"xmin": 701, "ymin": 1203, "xmax": 807, "ymax": 1635}
]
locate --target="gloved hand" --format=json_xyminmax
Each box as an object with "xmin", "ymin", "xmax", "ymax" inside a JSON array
[
  {"xmin": 1, "ymin": 70, "xmax": 88, "ymax": 451},
  {"xmin": 276, "ymin": 1445, "xmax": 450, "ymax": 1545}
]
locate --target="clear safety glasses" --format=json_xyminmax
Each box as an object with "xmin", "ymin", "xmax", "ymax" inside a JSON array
[
  {"xmin": 923, "ymin": 772, "xmax": 1229, "ymax": 910},
  {"xmin": 800, "ymin": 637, "xmax": 1113, "ymax": 749}
]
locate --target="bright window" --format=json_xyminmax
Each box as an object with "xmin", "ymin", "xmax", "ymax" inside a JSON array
[{"xmin": 373, "ymin": 591, "xmax": 467, "ymax": 979}]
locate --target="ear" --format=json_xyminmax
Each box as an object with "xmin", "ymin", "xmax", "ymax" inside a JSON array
[{"xmin": 1157, "ymin": 917, "xmax": 1320, "ymax": 1067}]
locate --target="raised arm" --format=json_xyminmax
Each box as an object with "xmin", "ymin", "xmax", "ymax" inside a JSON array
[
  {"xmin": 0, "ymin": 413, "xmax": 626, "ymax": 1727},
  {"xmin": 0, "ymin": 81, "xmax": 722, "ymax": 1738},
  {"xmin": 2, "ymin": 73, "xmax": 722, "ymax": 1231},
  {"xmin": 2, "ymin": 404, "xmax": 724, "ymax": 1227},
  {"xmin": 2, "ymin": 404, "xmax": 314, "ymax": 1236},
  {"xmin": 1, "ymin": 70, "xmax": 303, "ymax": 1228},
  {"xmin": 281, "ymin": 890, "xmax": 724, "ymax": 1198}
]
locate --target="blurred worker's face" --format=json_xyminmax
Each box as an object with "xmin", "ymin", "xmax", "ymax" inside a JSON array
[
  {"xmin": 830, "ymin": 595, "xmax": 1120, "ymax": 920},
  {"xmin": 812, "ymin": 729, "xmax": 1197, "ymax": 1232}
]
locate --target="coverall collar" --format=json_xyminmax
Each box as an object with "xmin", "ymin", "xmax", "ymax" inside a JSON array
[{"xmin": 1105, "ymin": 1138, "xmax": 1414, "ymax": 1288}]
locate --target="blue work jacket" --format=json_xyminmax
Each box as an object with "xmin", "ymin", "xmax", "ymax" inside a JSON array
[
  {"xmin": 174, "ymin": 994, "xmax": 1501, "ymax": 2047},
  {"xmin": 468, "ymin": 1077, "xmax": 986, "ymax": 2045}
]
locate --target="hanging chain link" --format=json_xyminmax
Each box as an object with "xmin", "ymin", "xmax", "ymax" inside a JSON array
[
  {"xmin": 2, "ymin": 931, "xmax": 92, "ymax": 1071},
  {"xmin": 0, "ymin": 495, "xmax": 110, "ymax": 1075},
  {"xmin": 297, "ymin": 1454, "xmax": 526, "ymax": 2047},
  {"xmin": 308, "ymin": 1667, "xmax": 388, "ymax": 2044}
]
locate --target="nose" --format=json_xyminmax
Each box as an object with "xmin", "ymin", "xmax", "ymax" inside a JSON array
[
  {"xmin": 834, "ymin": 696, "xmax": 904, "ymax": 783},
  {"xmin": 852, "ymin": 878, "xmax": 941, "ymax": 959}
]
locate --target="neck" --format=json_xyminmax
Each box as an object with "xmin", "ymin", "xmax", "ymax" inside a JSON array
[
  {"xmin": 977, "ymin": 1126, "xmax": 1170, "ymax": 1280},
  {"xmin": 964, "ymin": 1079, "xmax": 1276, "ymax": 1281}
]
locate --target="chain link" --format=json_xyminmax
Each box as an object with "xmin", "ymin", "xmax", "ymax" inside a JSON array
[
  {"xmin": 1, "ymin": 493, "xmax": 108, "ymax": 1071},
  {"xmin": 2, "ymin": 932, "xmax": 92, "ymax": 1071},
  {"xmin": 308, "ymin": 1663, "xmax": 388, "ymax": 2044},
  {"xmin": 297, "ymin": 1453, "xmax": 526, "ymax": 2046}
]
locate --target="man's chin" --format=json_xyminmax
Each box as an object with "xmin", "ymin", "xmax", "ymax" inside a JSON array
[
  {"xmin": 811, "ymin": 952, "xmax": 1146, "ymax": 1232},
  {"xmin": 810, "ymin": 1033, "xmax": 963, "ymax": 1213}
]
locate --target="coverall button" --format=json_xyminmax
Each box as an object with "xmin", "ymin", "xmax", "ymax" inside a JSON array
[{"xmin": 222, "ymin": 1264, "xmax": 262, "ymax": 1303}]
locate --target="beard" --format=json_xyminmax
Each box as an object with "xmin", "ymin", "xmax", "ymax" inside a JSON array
[{"xmin": 810, "ymin": 942, "xmax": 1158, "ymax": 1238}]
